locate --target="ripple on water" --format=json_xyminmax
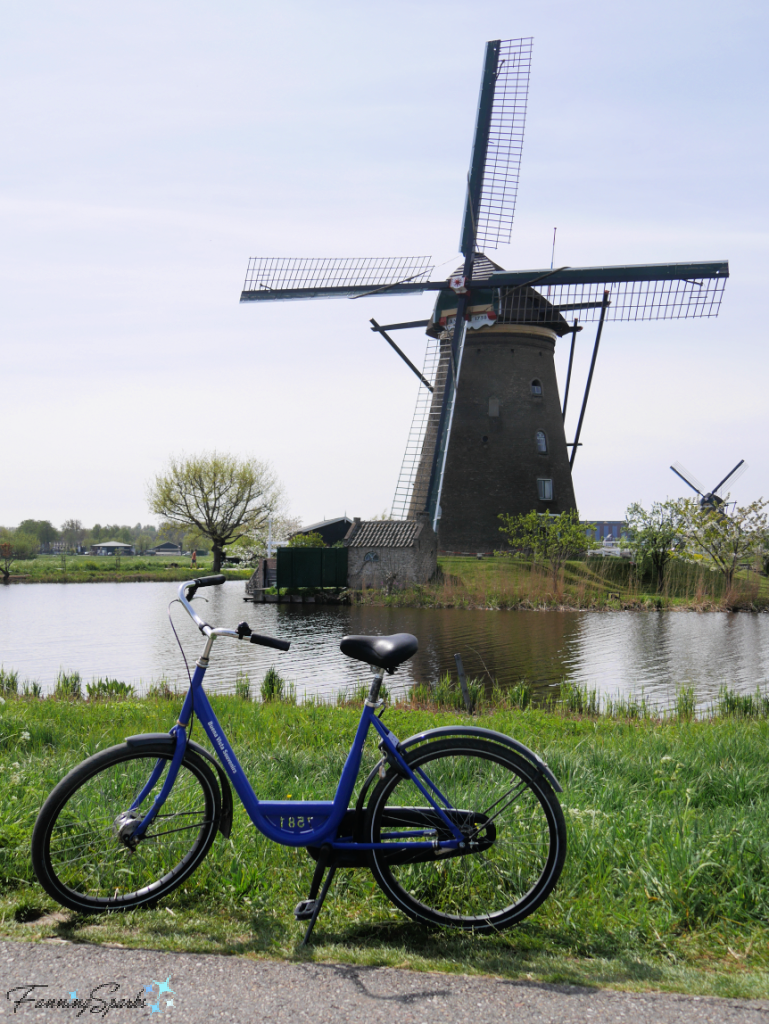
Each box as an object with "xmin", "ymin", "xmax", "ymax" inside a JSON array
[{"xmin": 1, "ymin": 583, "xmax": 768, "ymax": 707}]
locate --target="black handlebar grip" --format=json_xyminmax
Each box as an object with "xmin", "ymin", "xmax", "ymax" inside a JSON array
[
  {"xmin": 193, "ymin": 575, "xmax": 226, "ymax": 588},
  {"xmin": 250, "ymin": 633, "xmax": 291, "ymax": 652}
]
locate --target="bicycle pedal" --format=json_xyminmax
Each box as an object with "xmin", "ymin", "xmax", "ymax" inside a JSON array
[{"xmin": 294, "ymin": 899, "xmax": 317, "ymax": 921}]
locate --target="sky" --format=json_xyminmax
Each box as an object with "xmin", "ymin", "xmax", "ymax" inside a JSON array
[{"xmin": 1, "ymin": 0, "xmax": 766, "ymax": 530}]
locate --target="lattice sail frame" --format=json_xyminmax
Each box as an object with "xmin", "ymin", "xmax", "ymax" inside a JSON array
[
  {"xmin": 501, "ymin": 275, "xmax": 727, "ymax": 323},
  {"xmin": 390, "ymin": 336, "xmax": 443, "ymax": 521},
  {"xmin": 242, "ymin": 256, "xmax": 434, "ymax": 301},
  {"xmin": 475, "ymin": 37, "xmax": 532, "ymax": 250}
]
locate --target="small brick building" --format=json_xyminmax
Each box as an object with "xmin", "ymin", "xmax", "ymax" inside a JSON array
[{"xmin": 345, "ymin": 517, "xmax": 437, "ymax": 591}]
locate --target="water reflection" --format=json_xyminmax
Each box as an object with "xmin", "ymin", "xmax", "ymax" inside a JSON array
[{"xmin": 1, "ymin": 582, "xmax": 768, "ymax": 708}]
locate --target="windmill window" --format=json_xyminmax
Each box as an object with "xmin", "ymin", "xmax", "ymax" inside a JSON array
[
  {"xmin": 530, "ymin": 379, "xmax": 543, "ymax": 395},
  {"xmin": 481, "ymin": 435, "xmax": 489, "ymax": 444},
  {"xmin": 536, "ymin": 430, "xmax": 548, "ymax": 454},
  {"xmin": 537, "ymin": 478, "xmax": 553, "ymax": 501},
  {"xmin": 488, "ymin": 397, "xmax": 500, "ymax": 417}
]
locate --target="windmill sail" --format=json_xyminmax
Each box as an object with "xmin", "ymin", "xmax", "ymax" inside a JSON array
[
  {"xmin": 495, "ymin": 261, "xmax": 729, "ymax": 322},
  {"xmin": 390, "ymin": 335, "xmax": 444, "ymax": 520},
  {"xmin": 241, "ymin": 256, "xmax": 434, "ymax": 302},
  {"xmin": 239, "ymin": 37, "xmax": 731, "ymax": 550},
  {"xmin": 472, "ymin": 37, "xmax": 532, "ymax": 251}
]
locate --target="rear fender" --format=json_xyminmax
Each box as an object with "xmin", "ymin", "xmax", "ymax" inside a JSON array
[
  {"xmin": 354, "ymin": 724, "xmax": 562, "ymax": 830},
  {"xmin": 125, "ymin": 732, "xmax": 234, "ymax": 837},
  {"xmin": 397, "ymin": 726, "xmax": 563, "ymax": 792}
]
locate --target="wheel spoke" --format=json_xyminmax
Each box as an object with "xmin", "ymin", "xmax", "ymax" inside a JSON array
[
  {"xmin": 34, "ymin": 748, "xmax": 219, "ymax": 912},
  {"xmin": 367, "ymin": 739, "xmax": 565, "ymax": 931}
]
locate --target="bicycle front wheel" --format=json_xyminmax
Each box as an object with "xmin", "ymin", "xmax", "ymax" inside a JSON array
[
  {"xmin": 32, "ymin": 742, "xmax": 221, "ymax": 913},
  {"xmin": 365, "ymin": 737, "xmax": 566, "ymax": 932}
]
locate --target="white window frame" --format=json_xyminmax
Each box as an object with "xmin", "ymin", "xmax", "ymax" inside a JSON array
[{"xmin": 537, "ymin": 478, "xmax": 553, "ymax": 501}]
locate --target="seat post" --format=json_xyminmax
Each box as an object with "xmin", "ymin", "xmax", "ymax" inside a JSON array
[{"xmin": 366, "ymin": 668, "xmax": 385, "ymax": 705}]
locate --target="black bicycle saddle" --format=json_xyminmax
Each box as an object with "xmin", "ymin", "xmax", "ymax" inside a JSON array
[{"xmin": 340, "ymin": 633, "xmax": 418, "ymax": 670}]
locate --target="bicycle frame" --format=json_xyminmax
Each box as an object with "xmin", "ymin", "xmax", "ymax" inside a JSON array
[{"xmin": 131, "ymin": 581, "xmax": 465, "ymax": 856}]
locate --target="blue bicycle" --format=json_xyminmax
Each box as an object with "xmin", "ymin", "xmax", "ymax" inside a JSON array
[{"xmin": 32, "ymin": 576, "xmax": 566, "ymax": 941}]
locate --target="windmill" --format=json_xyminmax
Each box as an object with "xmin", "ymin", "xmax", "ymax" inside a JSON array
[
  {"xmin": 671, "ymin": 460, "xmax": 748, "ymax": 511},
  {"xmin": 240, "ymin": 38, "xmax": 729, "ymax": 553}
]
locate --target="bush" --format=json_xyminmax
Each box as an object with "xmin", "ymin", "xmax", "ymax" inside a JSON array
[{"xmin": 287, "ymin": 532, "xmax": 325, "ymax": 548}]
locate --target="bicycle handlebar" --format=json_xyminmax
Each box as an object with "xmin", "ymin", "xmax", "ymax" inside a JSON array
[
  {"xmin": 192, "ymin": 574, "xmax": 226, "ymax": 589},
  {"xmin": 250, "ymin": 633, "xmax": 291, "ymax": 652},
  {"xmin": 176, "ymin": 577, "xmax": 290, "ymax": 653}
]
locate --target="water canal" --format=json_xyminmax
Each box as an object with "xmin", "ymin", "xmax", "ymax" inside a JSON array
[{"xmin": 2, "ymin": 581, "xmax": 769, "ymax": 709}]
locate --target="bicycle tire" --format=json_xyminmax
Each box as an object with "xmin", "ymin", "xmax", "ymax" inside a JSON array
[
  {"xmin": 365, "ymin": 737, "xmax": 566, "ymax": 932},
  {"xmin": 32, "ymin": 742, "xmax": 221, "ymax": 913}
]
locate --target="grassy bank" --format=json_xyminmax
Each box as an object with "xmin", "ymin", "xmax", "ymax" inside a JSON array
[
  {"xmin": 354, "ymin": 555, "xmax": 769, "ymax": 612},
  {"xmin": 3, "ymin": 693, "xmax": 769, "ymax": 996},
  {"xmin": 8, "ymin": 553, "xmax": 768, "ymax": 614},
  {"xmin": 3, "ymin": 554, "xmax": 251, "ymax": 584}
]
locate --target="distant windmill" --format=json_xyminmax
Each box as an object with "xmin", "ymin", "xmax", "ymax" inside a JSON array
[
  {"xmin": 240, "ymin": 38, "xmax": 729, "ymax": 553},
  {"xmin": 671, "ymin": 460, "xmax": 748, "ymax": 511}
]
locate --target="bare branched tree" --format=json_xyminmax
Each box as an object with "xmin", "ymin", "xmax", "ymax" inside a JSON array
[{"xmin": 147, "ymin": 453, "xmax": 285, "ymax": 573}]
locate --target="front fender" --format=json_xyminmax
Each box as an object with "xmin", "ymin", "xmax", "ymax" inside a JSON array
[{"xmin": 125, "ymin": 732, "xmax": 234, "ymax": 837}]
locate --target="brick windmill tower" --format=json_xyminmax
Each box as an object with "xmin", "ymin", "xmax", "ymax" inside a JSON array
[{"xmin": 240, "ymin": 38, "xmax": 728, "ymax": 553}]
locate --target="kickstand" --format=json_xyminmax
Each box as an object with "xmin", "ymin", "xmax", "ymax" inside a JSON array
[
  {"xmin": 301, "ymin": 863, "xmax": 337, "ymax": 946},
  {"xmin": 294, "ymin": 844, "xmax": 337, "ymax": 946}
]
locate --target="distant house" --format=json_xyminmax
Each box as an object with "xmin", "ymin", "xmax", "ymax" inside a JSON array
[
  {"xmin": 585, "ymin": 521, "xmax": 629, "ymax": 546},
  {"xmin": 344, "ymin": 517, "xmax": 437, "ymax": 591},
  {"xmin": 290, "ymin": 516, "xmax": 353, "ymax": 547},
  {"xmin": 89, "ymin": 541, "xmax": 135, "ymax": 556},
  {"xmin": 150, "ymin": 542, "xmax": 182, "ymax": 556}
]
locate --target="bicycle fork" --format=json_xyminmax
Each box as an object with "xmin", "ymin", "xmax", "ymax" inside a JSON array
[{"xmin": 116, "ymin": 725, "xmax": 189, "ymax": 848}]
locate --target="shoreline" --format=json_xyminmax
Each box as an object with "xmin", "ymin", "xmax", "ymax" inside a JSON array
[{"xmin": 4, "ymin": 554, "xmax": 768, "ymax": 613}]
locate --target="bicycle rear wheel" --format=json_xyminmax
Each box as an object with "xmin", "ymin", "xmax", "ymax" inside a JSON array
[
  {"xmin": 32, "ymin": 742, "xmax": 221, "ymax": 913},
  {"xmin": 365, "ymin": 737, "xmax": 565, "ymax": 931}
]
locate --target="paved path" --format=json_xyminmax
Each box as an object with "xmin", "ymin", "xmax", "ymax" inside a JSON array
[{"xmin": 1, "ymin": 940, "xmax": 768, "ymax": 1023}]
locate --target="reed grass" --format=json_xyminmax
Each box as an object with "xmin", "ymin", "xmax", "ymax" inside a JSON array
[
  {"xmin": 234, "ymin": 670, "xmax": 251, "ymax": 701},
  {"xmin": 4, "ymin": 691, "xmax": 769, "ymax": 995},
  {"xmin": 84, "ymin": 678, "xmax": 136, "ymax": 701},
  {"xmin": 260, "ymin": 667, "xmax": 295, "ymax": 704},
  {"xmin": 53, "ymin": 670, "xmax": 81, "ymax": 701}
]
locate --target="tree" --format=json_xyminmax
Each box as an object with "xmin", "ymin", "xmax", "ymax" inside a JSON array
[
  {"xmin": 17, "ymin": 519, "xmax": 59, "ymax": 552},
  {"xmin": 678, "ymin": 496, "xmax": 769, "ymax": 590},
  {"xmin": 625, "ymin": 500, "xmax": 686, "ymax": 592},
  {"xmin": 60, "ymin": 519, "xmax": 85, "ymax": 552},
  {"xmin": 498, "ymin": 509, "xmax": 596, "ymax": 588},
  {"xmin": 147, "ymin": 453, "xmax": 285, "ymax": 573},
  {"xmin": 288, "ymin": 531, "xmax": 326, "ymax": 548},
  {"xmin": 0, "ymin": 530, "xmax": 38, "ymax": 582}
]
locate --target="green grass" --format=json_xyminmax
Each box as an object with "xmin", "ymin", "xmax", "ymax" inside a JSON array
[
  {"xmin": 4, "ymin": 695, "xmax": 769, "ymax": 996},
  {"xmin": 4, "ymin": 554, "xmax": 252, "ymax": 584},
  {"xmin": 355, "ymin": 555, "xmax": 769, "ymax": 612}
]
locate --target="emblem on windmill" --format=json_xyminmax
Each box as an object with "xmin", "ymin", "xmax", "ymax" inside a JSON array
[{"xmin": 241, "ymin": 38, "xmax": 729, "ymax": 553}]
